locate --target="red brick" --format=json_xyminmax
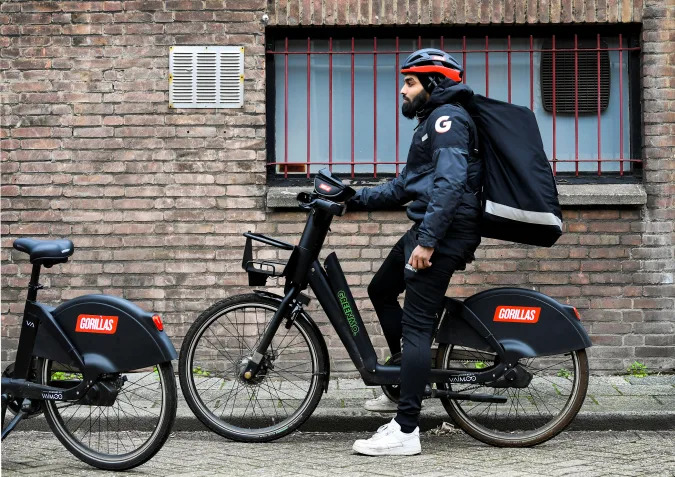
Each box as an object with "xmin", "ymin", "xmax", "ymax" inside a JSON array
[
  {"xmin": 225, "ymin": 0, "xmax": 265, "ymax": 10},
  {"xmin": 408, "ymin": 0, "xmax": 422, "ymax": 23},
  {"xmin": 11, "ymin": 127, "xmax": 51, "ymax": 138},
  {"xmin": 20, "ymin": 138, "xmax": 61, "ymax": 149},
  {"xmin": 124, "ymin": 1, "xmax": 164, "ymax": 11},
  {"xmin": 526, "ymin": 0, "xmax": 537, "ymax": 22},
  {"xmin": 479, "ymin": 0, "xmax": 490, "ymax": 23},
  {"xmin": 597, "ymin": 0, "xmax": 607, "ymax": 21},
  {"xmin": 420, "ymin": 1, "xmax": 431, "ymax": 25},
  {"xmin": 73, "ymin": 127, "xmax": 114, "ymax": 137}
]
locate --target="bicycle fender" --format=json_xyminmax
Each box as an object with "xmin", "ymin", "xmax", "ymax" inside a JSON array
[
  {"xmin": 253, "ymin": 290, "xmax": 331, "ymax": 392},
  {"xmin": 436, "ymin": 288, "xmax": 591, "ymax": 358},
  {"xmin": 33, "ymin": 294, "xmax": 177, "ymax": 374}
]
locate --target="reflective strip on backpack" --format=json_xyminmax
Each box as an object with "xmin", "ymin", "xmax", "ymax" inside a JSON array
[{"xmin": 485, "ymin": 200, "xmax": 563, "ymax": 230}]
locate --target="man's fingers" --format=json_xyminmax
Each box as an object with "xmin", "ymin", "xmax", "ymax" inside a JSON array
[{"xmin": 408, "ymin": 247, "xmax": 434, "ymax": 271}]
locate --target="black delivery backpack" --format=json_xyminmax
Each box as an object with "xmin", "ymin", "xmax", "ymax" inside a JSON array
[{"xmin": 465, "ymin": 95, "xmax": 563, "ymax": 247}]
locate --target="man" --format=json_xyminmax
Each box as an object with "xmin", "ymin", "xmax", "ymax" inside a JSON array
[{"xmin": 347, "ymin": 48, "xmax": 483, "ymax": 456}]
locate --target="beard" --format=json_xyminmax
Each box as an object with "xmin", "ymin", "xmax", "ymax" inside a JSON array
[{"xmin": 401, "ymin": 91, "xmax": 429, "ymax": 119}]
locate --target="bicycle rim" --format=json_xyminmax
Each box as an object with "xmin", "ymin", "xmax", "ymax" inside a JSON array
[
  {"xmin": 183, "ymin": 299, "xmax": 322, "ymax": 440},
  {"xmin": 41, "ymin": 359, "xmax": 174, "ymax": 469},
  {"xmin": 439, "ymin": 345, "xmax": 588, "ymax": 446}
]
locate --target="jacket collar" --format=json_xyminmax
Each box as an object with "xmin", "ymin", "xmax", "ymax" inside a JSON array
[{"xmin": 417, "ymin": 79, "xmax": 474, "ymax": 122}]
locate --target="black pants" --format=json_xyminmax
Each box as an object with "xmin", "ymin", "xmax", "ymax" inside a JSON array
[{"xmin": 368, "ymin": 226, "xmax": 471, "ymax": 432}]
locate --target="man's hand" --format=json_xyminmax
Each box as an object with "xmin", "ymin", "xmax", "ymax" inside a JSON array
[{"xmin": 408, "ymin": 245, "xmax": 434, "ymax": 270}]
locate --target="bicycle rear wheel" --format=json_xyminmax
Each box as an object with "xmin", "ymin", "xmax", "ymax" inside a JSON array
[
  {"xmin": 39, "ymin": 359, "xmax": 177, "ymax": 470},
  {"xmin": 437, "ymin": 344, "xmax": 589, "ymax": 447},
  {"xmin": 179, "ymin": 294, "xmax": 327, "ymax": 442}
]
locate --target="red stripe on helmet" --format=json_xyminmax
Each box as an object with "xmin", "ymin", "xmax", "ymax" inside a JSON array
[{"xmin": 400, "ymin": 65, "xmax": 462, "ymax": 82}]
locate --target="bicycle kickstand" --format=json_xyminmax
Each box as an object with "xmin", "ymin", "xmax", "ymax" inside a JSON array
[{"xmin": 1, "ymin": 396, "xmax": 28, "ymax": 441}]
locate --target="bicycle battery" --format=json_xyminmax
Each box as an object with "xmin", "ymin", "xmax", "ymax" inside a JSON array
[{"xmin": 324, "ymin": 252, "xmax": 378, "ymax": 372}]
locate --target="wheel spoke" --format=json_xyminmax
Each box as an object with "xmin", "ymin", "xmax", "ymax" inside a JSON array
[
  {"xmin": 183, "ymin": 299, "xmax": 325, "ymax": 441},
  {"xmin": 42, "ymin": 360, "xmax": 172, "ymax": 467},
  {"xmin": 440, "ymin": 345, "xmax": 587, "ymax": 444}
]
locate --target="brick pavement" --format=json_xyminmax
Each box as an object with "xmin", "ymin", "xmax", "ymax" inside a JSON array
[{"xmin": 2, "ymin": 430, "xmax": 674, "ymax": 476}]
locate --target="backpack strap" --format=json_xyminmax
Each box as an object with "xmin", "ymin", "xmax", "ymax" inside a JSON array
[
  {"xmin": 452, "ymin": 102, "xmax": 480, "ymax": 160},
  {"xmin": 451, "ymin": 102, "xmax": 482, "ymax": 196}
]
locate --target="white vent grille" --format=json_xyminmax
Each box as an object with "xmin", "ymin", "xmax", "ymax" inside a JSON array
[{"xmin": 169, "ymin": 46, "xmax": 244, "ymax": 109}]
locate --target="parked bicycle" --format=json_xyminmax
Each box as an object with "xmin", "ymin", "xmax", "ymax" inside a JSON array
[
  {"xmin": 2, "ymin": 238, "xmax": 178, "ymax": 470},
  {"xmin": 179, "ymin": 168, "xmax": 590, "ymax": 447}
]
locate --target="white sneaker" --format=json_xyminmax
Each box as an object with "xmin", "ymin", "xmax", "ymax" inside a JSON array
[
  {"xmin": 352, "ymin": 418, "xmax": 421, "ymax": 456},
  {"xmin": 364, "ymin": 393, "xmax": 399, "ymax": 412}
]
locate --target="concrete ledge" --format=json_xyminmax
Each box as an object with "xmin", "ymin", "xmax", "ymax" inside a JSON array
[
  {"xmin": 266, "ymin": 183, "xmax": 647, "ymax": 209},
  {"xmin": 267, "ymin": 186, "xmax": 312, "ymax": 208},
  {"xmin": 557, "ymin": 183, "xmax": 647, "ymax": 206}
]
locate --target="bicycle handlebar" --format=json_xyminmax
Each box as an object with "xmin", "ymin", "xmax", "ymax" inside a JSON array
[{"xmin": 296, "ymin": 192, "xmax": 347, "ymax": 216}]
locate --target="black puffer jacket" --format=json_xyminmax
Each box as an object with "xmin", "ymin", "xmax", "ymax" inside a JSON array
[{"xmin": 349, "ymin": 80, "xmax": 483, "ymax": 260}]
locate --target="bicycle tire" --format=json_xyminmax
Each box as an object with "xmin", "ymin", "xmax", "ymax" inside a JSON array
[
  {"xmin": 437, "ymin": 344, "xmax": 589, "ymax": 447},
  {"xmin": 179, "ymin": 294, "xmax": 327, "ymax": 443},
  {"xmin": 40, "ymin": 359, "xmax": 177, "ymax": 470}
]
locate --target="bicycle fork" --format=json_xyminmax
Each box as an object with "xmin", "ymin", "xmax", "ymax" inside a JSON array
[{"xmin": 239, "ymin": 285, "xmax": 302, "ymax": 381}]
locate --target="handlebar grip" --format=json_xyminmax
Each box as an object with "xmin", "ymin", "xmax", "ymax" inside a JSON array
[{"xmin": 313, "ymin": 198, "xmax": 346, "ymax": 216}]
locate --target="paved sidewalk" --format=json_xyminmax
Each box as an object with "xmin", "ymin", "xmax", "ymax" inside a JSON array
[
  {"xmin": 2, "ymin": 375, "xmax": 673, "ymax": 476},
  {"xmin": 2, "ymin": 430, "xmax": 674, "ymax": 476}
]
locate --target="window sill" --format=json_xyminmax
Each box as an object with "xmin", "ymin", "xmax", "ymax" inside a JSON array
[{"xmin": 266, "ymin": 183, "xmax": 647, "ymax": 209}]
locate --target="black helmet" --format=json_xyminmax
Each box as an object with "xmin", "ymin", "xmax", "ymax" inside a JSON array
[{"xmin": 400, "ymin": 48, "xmax": 463, "ymax": 92}]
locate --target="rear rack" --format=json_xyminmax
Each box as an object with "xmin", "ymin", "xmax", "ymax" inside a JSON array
[{"xmin": 241, "ymin": 232, "xmax": 294, "ymax": 286}]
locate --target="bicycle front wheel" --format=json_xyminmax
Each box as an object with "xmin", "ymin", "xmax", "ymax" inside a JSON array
[
  {"xmin": 437, "ymin": 345, "xmax": 589, "ymax": 447},
  {"xmin": 179, "ymin": 294, "xmax": 327, "ymax": 442},
  {"xmin": 39, "ymin": 359, "xmax": 177, "ymax": 470}
]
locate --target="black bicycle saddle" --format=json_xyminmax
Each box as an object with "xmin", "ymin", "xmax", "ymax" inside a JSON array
[{"xmin": 13, "ymin": 238, "xmax": 75, "ymax": 266}]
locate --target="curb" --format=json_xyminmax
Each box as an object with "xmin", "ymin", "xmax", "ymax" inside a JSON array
[{"xmin": 14, "ymin": 411, "xmax": 675, "ymax": 434}]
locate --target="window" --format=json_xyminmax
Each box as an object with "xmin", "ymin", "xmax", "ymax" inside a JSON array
[{"xmin": 266, "ymin": 28, "xmax": 641, "ymax": 180}]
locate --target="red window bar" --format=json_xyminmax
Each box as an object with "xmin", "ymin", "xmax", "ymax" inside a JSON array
[{"xmin": 268, "ymin": 34, "xmax": 641, "ymax": 178}]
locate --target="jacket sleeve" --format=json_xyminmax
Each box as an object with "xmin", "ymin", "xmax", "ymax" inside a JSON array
[
  {"xmin": 347, "ymin": 166, "xmax": 409, "ymax": 211},
  {"xmin": 416, "ymin": 107, "xmax": 472, "ymax": 249}
]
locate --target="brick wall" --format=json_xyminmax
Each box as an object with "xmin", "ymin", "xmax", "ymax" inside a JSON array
[{"xmin": 1, "ymin": 0, "xmax": 673, "ymax": 374}]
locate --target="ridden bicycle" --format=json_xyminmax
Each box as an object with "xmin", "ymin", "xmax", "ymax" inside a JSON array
[
  {"xmin": 2, "ymin": 238, "xmax": 178, "ymax": 470},
  {"xmin": 179, "ymin": 168, "xmax": 591, "ymax": 447}
]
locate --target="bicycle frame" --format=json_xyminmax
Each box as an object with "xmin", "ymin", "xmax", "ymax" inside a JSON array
[
  {"xmin": 1, "ymin": 263, "xmax": 88, "ymax": 439},
  {"xmin": 240, "ymin": 202, "xmax": 515, "ymax": 398}
]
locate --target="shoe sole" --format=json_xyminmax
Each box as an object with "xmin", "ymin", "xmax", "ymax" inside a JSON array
[
  {"xmin": 363, "ymin": 405, "xmax": 399, "ymax": 412},
  {"xmin": 352, "ymin": 443, "xmax": 422, "ymax": 456},
  {"xmin": 363, "ymin": 403, "xmax": 424, "ymax": 413}
]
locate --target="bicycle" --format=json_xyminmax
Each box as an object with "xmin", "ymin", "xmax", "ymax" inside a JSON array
[
  {"xmin": 2, "ymin": 238, "xmax": 178, "ymax": 470},
  {"xmin": 178, "ymin": 168, "xmax": 591, "ymax": 447}
]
